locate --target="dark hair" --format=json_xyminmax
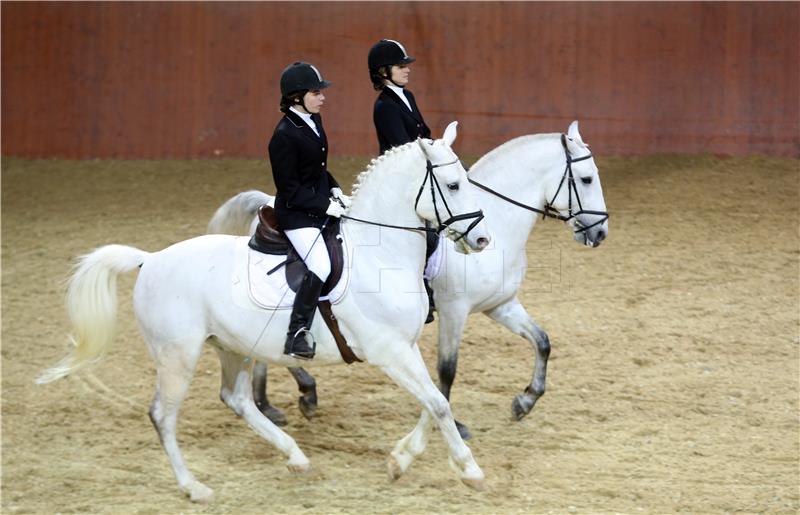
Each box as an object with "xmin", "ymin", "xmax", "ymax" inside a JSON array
[
  {"xmin": 370, "ymin": 65, "xmax": 391, "ymax": 90},
  {"xmin": 279, "ymin": 91, "xmax": 306, "ymax": 113}
]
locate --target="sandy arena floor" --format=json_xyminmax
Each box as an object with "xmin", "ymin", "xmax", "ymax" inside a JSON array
[{"xmin": 2, "ymin": 153, "xmax": 798, "ymax": 513}]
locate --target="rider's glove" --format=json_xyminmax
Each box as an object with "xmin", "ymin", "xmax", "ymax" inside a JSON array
[
  {"xmin": 325, "ymin": 199, "xmax": 346, "ymax": 218},
  {"xmin": 330, "ymin": 187, "xmax": 352, "ymax": 208}
]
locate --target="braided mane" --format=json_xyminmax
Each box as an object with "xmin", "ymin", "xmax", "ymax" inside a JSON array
[{"xmin": 349, "ymin": 140, "xmax": 423, "ymax": 200}]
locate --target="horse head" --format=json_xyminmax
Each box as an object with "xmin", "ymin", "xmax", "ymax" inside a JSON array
[
  {"xmin": 544, "ymin": 121, "xmax": 609, "ymax": 247},
  {"xmin": 415, "ymin": 122, "xmax": 491, "ymax": 254}
]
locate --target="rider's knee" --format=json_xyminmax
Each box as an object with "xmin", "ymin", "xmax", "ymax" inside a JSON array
[{"xmin": 308, "ymin": 261, "xmax": 330, "ymax": 283}]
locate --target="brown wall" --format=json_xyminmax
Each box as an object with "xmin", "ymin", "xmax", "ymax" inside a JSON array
[{"xmin": 2, "ymin": 2, "xmax": 798, "ymax": 158}]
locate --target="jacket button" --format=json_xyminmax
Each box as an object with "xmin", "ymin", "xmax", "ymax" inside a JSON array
[
  {"xmin": 417, "ymin": 124, "xmax": 421, "ymax": 127},
  {"xmin": 322, "ymin": 147, "xmax": 325, "ymax": 151},
  {"xmin": 321, "ymin": 162, "xmax": 325, "ymax": 166}
]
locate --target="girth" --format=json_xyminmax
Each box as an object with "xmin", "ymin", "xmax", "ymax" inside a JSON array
[{"xmin": 248, "ymin": 205, "xmax": 360, "ymax": 363}]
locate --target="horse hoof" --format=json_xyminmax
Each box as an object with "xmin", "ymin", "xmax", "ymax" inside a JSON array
[
  {"xmin": 262, "ymin": 405, "xmax": 288, "ymax": 426},
  {"xmin": 185, "ymin": 482, "xmax": 214, "ymax": 503},
  {"xmin": 455, "ymin": 420, "xmax": 472, "ymax": 440},
  {"xmin": 387, "ymin": 455, "xmax": 404, "ymax": 481},
  {"xmin": 287, "ymin": 462, "xmax": 311, "ymax": 475},
  {"xmin": 511, "ymin": 394, "xmax": 532, "ymax": 421},
  {"xmin": 461, "ymin": 476, "xmax": 486, "ymax": 491},
  {"xmin": 286, "ymin": 447, "xmax": 311, "ymax": 474},
  {"xmin": 298, "ymin": 396, "xmax": 317, "ymax": 419},
  {"xmin": 287, "ymin": 459, "xmax": 311, "ymax": 475}
]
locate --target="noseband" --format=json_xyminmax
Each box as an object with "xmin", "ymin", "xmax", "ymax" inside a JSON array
[{"xmin": 468, "ymin": 134, "xmax": 609, "ymax": 234}]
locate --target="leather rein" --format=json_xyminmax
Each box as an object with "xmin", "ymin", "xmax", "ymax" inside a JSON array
[{"xmin": 468, "ymin": 134, "xmax": 609, "ymax": 234}]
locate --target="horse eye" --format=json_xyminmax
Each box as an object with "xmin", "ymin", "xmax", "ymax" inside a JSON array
[
  {"xmin": 580, "ymin": 176, "xmax": 593, "ymax": 185},
  {"xmin": 447, "ymin": 182, "xmax": 460, "ymax": 191}
]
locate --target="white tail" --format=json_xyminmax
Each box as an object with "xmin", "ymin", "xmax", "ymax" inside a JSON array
[
  {"xmin": 206, "ymin": 190, "xmax": 271, "ymax": 236},
  {"xmin": 36, "ymin": 244, "xmax": 148, "ymax": 384}
]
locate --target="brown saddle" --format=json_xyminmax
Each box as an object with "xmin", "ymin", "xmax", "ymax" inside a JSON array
[
  {"xmin": 248, "ymin": 205, "xmax": 360, "ymax": 363},
  {"xmin": 248, "ymin": 205, "xmax": 344, "ymax": 297}
]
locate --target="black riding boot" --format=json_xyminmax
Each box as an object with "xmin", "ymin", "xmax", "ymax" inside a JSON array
[
  {"xmin": 424, "ymin": 224, "xmax": 438, "ymax": 324},
  {"xmin": 284, "ymin": 271, "xmax": 325, "ymax": 360},
  {"xmin": 424, "ymin": 278, "xmax": 435, "ymax": 324}
]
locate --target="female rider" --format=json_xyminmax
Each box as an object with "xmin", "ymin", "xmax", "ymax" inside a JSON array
[
  {"xmin": 269, "ymin": 61, "xmax": 350, "ymax": 360},
  {"xmin": 369, "ymin": 39, "xmax": 431, "ymax": 154},
  {"xmin": 368, "ymin": 39, "xmax": 436, "ymax": 322}
]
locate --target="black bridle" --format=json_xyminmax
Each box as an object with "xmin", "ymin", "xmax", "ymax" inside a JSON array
[
  {"xmin": 468, "ymin": 134, "xmax": 609, "ymax": 234},
  {"xmin": 342, "ymin": 158, "xmax": 485, "ymax": 241},
  {"xmin": 414, "ymin": 158, "xmax": 485, "ymax": 240}
]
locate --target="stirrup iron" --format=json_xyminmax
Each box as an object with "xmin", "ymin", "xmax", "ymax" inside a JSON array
[{"xmin": 287, "ymin": 328, "xmax": 316, "ymax": 360}]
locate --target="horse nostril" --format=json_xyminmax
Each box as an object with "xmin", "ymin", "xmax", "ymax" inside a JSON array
[
  {"xmin": 477, "ymin": 237, "xmax": 490, "ymax": 249},
  {"xmin": 596, "ymin": 229, "xmax": 606, "ymax": 242}
]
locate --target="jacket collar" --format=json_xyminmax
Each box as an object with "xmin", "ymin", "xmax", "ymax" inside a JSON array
[
  {"xmin": 381, "ymin": 88, "xmax": 423, "ymax": 123},
  {"xmin": 284, "ymin": 109, "xmax": 325, "ymax": 142}
]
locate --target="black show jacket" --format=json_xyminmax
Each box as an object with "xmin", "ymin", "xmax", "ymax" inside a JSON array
[
  {"xmin": 373, "ymin": 88, "xmax": 431, "ymax": 155},
  {"xmin": 268, "ymin": 110, "xmax": 340, "ymax": 230}
]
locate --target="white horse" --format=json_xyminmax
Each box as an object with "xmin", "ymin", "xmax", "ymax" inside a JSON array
[
  {"xmin": 208, "ymin": 121, "xmax": 609, "ymax": 438},
  {"xmin": 38, "ymin": 122, "xmax": 492, "ymax": 502}
]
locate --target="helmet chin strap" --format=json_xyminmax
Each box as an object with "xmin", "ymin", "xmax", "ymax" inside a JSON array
[
  {"xmin": 295, "ymin": 99, "xmax": 311, "ymax": 113},
  {"xmin": 383, "ymin": 70, "xmax": 405, "ymax": 89}
]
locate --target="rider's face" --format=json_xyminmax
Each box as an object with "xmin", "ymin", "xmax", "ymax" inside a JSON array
[
  {"xmin": 300, "ymin": 90, "xmax": 325, "ymax": 114},
  {"xmin": 388, "ymin": 64, "xmax": 410, "ymax": 87}
]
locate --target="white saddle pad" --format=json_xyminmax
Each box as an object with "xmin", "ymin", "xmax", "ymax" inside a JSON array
[
  {"xmin": 232, "ymin": 234, "xmax": 350, "ymax": 311},
  {"xmin": 424, "ymin": 233, "xmax": 446, "ymax": 281}
]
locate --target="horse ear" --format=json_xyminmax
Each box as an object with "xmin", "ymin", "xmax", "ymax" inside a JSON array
[
  {"xmin": 416, "ymin": 138, "xmax": 431, "ymax": 158},
  {"xmin": 442, "ymin": 121, "xmax": 458, "ymax": 147},
  {"xmin": 567, "ymin": 120, "xmax": 582, "ymax": 142}
]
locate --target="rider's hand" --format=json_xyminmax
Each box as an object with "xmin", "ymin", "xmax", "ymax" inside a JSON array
[
  {"xmin": 326, "ymin": 199, "xmax": 346, "ymax": 218},
  {"xmin": 330, "ymin": 187, "xmax": 352, "ymax": 208}
]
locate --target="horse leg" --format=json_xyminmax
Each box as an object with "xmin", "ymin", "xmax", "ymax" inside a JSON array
[
  {"xmin": 288, "ymin": 367, "xmax": 318, "ymax": 419},
  {"xmin": 147, "ymin": 337, "xmax": 214, "ymax": 503},
  {"xmin": 380, "ymin": 343, "xmax": 485, "ymax": 490},
  {"xmin": 251, "ymin": 363, "xmax": 316, "ymax": 421},
  {"xmin": 436, "ymin": 306, "xmax": 472, "ymax": 440},
  {"xmin": 215, "ymin": 348, "xmax": 310, "ymax": 474},
  {"xmin": 485, "ymin": 298, "xmax": 550, "ymax": 420},
  {"xmin": 251, "ymin": 361, "xmax": 288, "ymax": 426}
]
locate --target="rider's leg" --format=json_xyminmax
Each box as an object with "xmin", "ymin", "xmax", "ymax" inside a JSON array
[
  {"xmin": 423, "ymin": 279, "xmax": 435, "ymax": 324},
  {"xmin": 283, "ymin": 227, "xmax": 330, "ymax": 360},
  {"xmin": 424, "ymin": 222, "xmax": 438, "ymax": 324}
]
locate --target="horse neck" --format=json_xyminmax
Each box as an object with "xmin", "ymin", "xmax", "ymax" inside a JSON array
[
  {"xmin": 345, "ymin": 147, "xmax": 428, "ymax": 266},
  {"xmin": 469, "ymin": 135, "xmax": 565, "ymax": 248}
]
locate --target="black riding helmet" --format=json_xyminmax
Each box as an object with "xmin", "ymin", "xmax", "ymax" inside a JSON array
[
  {"xmin": 368, "ymin": 39, "xmax": 415, "ymax": 78},
  {"xmin": 280, "ymin": 61, "xmax": 331, "ymax": 97}
]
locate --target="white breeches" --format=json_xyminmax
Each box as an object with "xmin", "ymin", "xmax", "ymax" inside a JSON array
[{"xmin": 284, "ymin": 227, "xmax": 331, "ymax": 282}]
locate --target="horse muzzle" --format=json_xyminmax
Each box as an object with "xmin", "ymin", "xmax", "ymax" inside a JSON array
[
  {"xmin": 449, "ymin": 228, "xmax": 491, "ymax": 254},
  {"xmin": 450, "ymin": 229, "xmax": 491, "ymax": 254},
  {"xmin": 440, "ymin": 210, "xmax": 490, "ymax": 254},
  {"xmin": 573, "ymin": 219, "xmax": 607, "ymax": 248}
]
